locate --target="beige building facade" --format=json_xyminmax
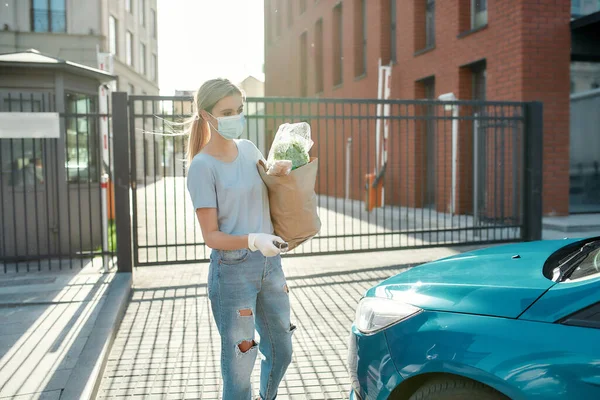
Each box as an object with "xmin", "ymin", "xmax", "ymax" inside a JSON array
[{"xmin": 0, "ymin": 0, "xmax": 159, "ymax": 95}]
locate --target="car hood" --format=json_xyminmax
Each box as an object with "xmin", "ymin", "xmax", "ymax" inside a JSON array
[{"xmin": 366, "ymin": 239, "xmax": 583, "ymax": 318}]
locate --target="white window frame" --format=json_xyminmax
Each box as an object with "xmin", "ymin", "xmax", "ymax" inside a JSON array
[
  {"xmin": 151, "ymin": 54, "xmax": 158, "ymax": 82},
  {"xmin": 151, "ymin": 9, "xmax": 157, "ymax": 38},
  {"xmin": 140, "ymin": 43, "xmax": 146, "ymax": 75},
  {"xmin": 108, "ymin": 16, "xmax": 117, "ymax": 55},
  {"xmin": 139, "ymin": 0, "xmax": 146, "ymax": 26},
  {"xmin": 126, "ymin": 31, "xmax": 133, "ymax": 66}
]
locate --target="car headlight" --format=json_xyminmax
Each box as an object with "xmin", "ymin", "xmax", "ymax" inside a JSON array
[{"xmin": 354, "ymin": 297, "xmax": 422, "ymax": 335}]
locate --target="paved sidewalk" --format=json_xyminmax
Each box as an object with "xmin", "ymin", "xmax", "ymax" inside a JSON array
[
  {"xmin": 0, "ymin": 259, "xmax": 131, "ymax": 400},
  {"xmin": 96, "ymin": 246, "xmax": 481, "ymax": 399}
]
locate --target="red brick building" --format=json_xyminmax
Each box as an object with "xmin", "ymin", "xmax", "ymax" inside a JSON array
[{"xmin": 264, "ymin": 0, "xmax": 573, "ymax": 216}]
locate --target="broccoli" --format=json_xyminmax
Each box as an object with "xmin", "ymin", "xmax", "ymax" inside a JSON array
[{"xmin": 272, "ymin": 138, "xmax": 310, "ymax": 170}]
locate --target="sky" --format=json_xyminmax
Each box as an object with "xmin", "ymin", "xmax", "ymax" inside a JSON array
[{"xmin": 157, "ymin": 0, "xmax": 265, "ymax": 95}]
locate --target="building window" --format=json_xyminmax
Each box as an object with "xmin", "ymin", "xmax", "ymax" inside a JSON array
[
  {"xmin": 333, "ymin": 3, "xmax": 343, "ymax": 86},
  {"xmin": 151, "ymin": 9, "xmax": 157, "ymax": 38},
  {"xmin": 391, "ymin": 0, "xmax": 397, "ymax": 63},
  {"xmin": 572, "ymin": 0, "xmax": 600, "ymax": 18},
  {"xmin": 354, "ymin": 0, "xmax": 367, "ymax": 77},
  {"xmin": 151, "ymin": 54, "xmax": 158, "ymax": 82},
  {"xmin": 288, "ymin": 0, "xmax": 293, "ymax": 26},
  {"xmin": 300, "ymin": 32, "xmax": 308, "ymax": 97},
  {"xmin": 126, "ymin": 0, "xmax": 132, "ymax": 13},
  {"xmin": 315, "ymin": 18, "xmax": 324, "ymax": 93},
  {"xmin": 65, "ymin": 93, "xmax": 99, "ymax": 184},
  {"xmin": 472, "ymin": 0, "xmax": 487, "ymax": 29},
  {"xmin": 108, "ymin": 16, "xmax": 118, "ymax": 55},
  {"xmin": 472, "ymin": 62, "xmax": 486, "ymax": 100},
  {"xmin": 425, "ymin": 0, "xmax": 435, "ymax": 48},
  {"xmin": 140, "ymin": 43, "xmax": 146, "ymax": 75},
  {"xmin": 415, "ymin": 76, "xmax": 436, "ymax": 208},
  {"xmin": 31, "ymin": 0, "xmax": 66, "ymax": 32},
  {"xmin": 139, "ymin": 0, "xmax": 146, "ymax": 26},
  {"xmin": 381, "ymin": 0, "xmax": 396, "ymax": 65},
  {"xmin": 126, "ymin": 31, "xmax": 134, "ymax": 66}
]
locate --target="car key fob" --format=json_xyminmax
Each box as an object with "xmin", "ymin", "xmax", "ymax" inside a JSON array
[{"xmin": 273, "ymin": 240, "xmax": 289, "ymax": 251}]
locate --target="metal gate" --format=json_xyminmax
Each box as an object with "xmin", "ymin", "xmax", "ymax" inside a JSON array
[
  {"xmin": 118, "ymin": 94, "xmax": 542, "ymax": 267},
  {"xmin": 1, "ymin": 92, "xmax": 117, "ymax": 273}
]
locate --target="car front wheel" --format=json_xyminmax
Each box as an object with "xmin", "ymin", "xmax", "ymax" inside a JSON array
[{"xmin": 409, "ymin": 377, "xmax": 509, "ymax": 400}]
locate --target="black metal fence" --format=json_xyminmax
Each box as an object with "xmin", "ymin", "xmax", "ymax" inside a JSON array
[
  {"xmin": 0, "ymin": 92, "xmax": 116, "ymax": 273},
  {"xmin": 118, "ymin": 94, "xmax": 542, "ymax": 267},
  {"xmin": 1, "ymin": 92, "xmax": 542, "ymax": 271}
]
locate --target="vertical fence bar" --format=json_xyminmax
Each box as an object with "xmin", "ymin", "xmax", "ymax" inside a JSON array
[
  {"xmin": 0, "ymin": 134, "xmax": 5, "ymax": 273},
  {"xmin": 325, "ymin": 101, "xmax": 330, "ymax": 252},
  {"xmin": 351, "ymin": 103, "xmax": 357, "ymax": 250},
  {"xmin": 97, "ymin": 96, "xmax": 107, "ymax": 270},
  {"xmin": 522, "ymin": 101, "xmax": 543, "ymax": 241},
  {"xmin": 500, "ymin": 106, "xmax": 506, "ymax": 239},
  {"xmin": 19, "ymin": 96, "xmax": 31, "ymax": 271},
  {"xmin": 493, "ymin": 105, "xmax": 498, "ymax": 241},
  {"xmin": 310, "ymin": 98, "xmax": 314, "ymax": 253},
  {"xmin": 161, "ymin": 99, "xmax": 169, "ymax": 263},
  {"xmin": 404, "ymin": 104, "xmax": 409, "ymax": 247},
  {"xmin": 86, "ymin": 98, "xmax": 94, "ymax": 266},
  {"xmin": 391, "ymin": 104, "xmax": 396, "ymax": 247},
  {"xmin": 9, "ymin": 138, "xmax": 18, "ymax": 272},
  {"xmin": 108, "ymin": 94, "xmax": 115, "ymax": 262},
  {"xmin": 512, "ymin": 109, "xmax": 520, "ymax": 230},
  {"xmin": 356, "ymin": 103, "xmax": 361, "ymax": 251},
  {"xmin": 112, "ymin": 92, "xmax": 133, "ymax": 272},
  {"xmin": 333, "ymin": 101, "xmax": 338, "ymax": 252}
]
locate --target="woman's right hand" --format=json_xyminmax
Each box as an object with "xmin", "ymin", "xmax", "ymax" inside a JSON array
[{"xmin": 248, "ymin": 233, "xmax": 285, "ymax": 257}]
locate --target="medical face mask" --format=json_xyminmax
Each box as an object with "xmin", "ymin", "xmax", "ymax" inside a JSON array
[{"xmin": 207, "ymin": 112, "xmax": 245, "ymax": 140}]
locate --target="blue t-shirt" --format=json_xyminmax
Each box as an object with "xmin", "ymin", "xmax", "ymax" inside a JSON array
[{"xmin": 186, "ymin": 139, "xmax": 274, "ymax": 236}]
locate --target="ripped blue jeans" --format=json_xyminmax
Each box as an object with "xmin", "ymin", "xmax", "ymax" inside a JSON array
[{"xmin": 208, "ymin": 248, "xmax": 296, "ymax": 400}]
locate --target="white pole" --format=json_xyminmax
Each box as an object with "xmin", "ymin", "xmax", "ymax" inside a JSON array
[
  {"xmin": 382, "ymin": 65, "xmax": 391, "ymax": 207},
  {"xmin": 451, "ymin": 106, "xmax": 459, "ymax": 215},
  {"xmin": 100, "ymin": 173, "xmax": 109, "ymax": 272},
  {"xmin": 346, "ymin": 138, "xmax": 352, "ymax": 200},
  {"xmin": 375, "ymin": 59, "xmax": 383, "ymax": 174}
]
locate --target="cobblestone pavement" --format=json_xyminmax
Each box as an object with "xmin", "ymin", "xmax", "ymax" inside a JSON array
[{"xmin": 96, "ymin": 247, "xmax": 476, "ymax": 399}]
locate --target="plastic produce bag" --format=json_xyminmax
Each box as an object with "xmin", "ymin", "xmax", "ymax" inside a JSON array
[
  {"xmin": 267, "ymin": 122, "xmax": 314, "ymax": 171},
  {"xmin": 267, "ymin": 160, "xmax": 293, "ymax": 176}
]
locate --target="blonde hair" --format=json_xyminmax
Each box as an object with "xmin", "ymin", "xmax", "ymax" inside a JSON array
[{"xmin": 185, "ymin": 78, "xmax": 244, "ymax": 164}]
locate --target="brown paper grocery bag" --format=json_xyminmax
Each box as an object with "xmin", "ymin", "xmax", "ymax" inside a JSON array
[{"xmin": 257, "ymin": 157, "xmax": 321, "ymax": 251}]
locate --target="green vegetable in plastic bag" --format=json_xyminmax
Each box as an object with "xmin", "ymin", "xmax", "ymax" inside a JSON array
[
  {"xmin": 267, "ymin": 122, "xmax": 313, "ymax": 171},
  {"xmin": 272, "ymin": 138, "xmax": 310, "ymax": 170}
]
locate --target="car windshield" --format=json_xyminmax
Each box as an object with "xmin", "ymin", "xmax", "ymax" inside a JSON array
[{"xmin": 566, "ymin": 247, "xmax": 600, "ymax": 281}]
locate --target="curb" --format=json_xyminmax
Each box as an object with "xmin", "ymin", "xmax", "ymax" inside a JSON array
[{"xmin": 60, "ymin": 272, "xmax": 132, "ymax": 400}]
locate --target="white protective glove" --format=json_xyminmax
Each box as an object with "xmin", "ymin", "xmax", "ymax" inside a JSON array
[{"xmin": 248, "ymin": 233, "xmax": 286, "ymax": 257}]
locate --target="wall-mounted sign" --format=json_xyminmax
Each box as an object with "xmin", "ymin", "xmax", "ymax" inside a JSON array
[{"xmin": 0, "ymin": 112, "xmax": 60, "ymax": 139}]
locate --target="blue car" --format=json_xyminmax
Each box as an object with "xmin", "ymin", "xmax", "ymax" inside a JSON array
[{"xmin": 348, "ymin": 237, "xmax": 600, "ymax": 400}]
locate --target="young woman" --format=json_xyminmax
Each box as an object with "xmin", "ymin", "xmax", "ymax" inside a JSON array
[{"xmin": 185, "ymin": 78, "xmax": 295, "ymax": 400}]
